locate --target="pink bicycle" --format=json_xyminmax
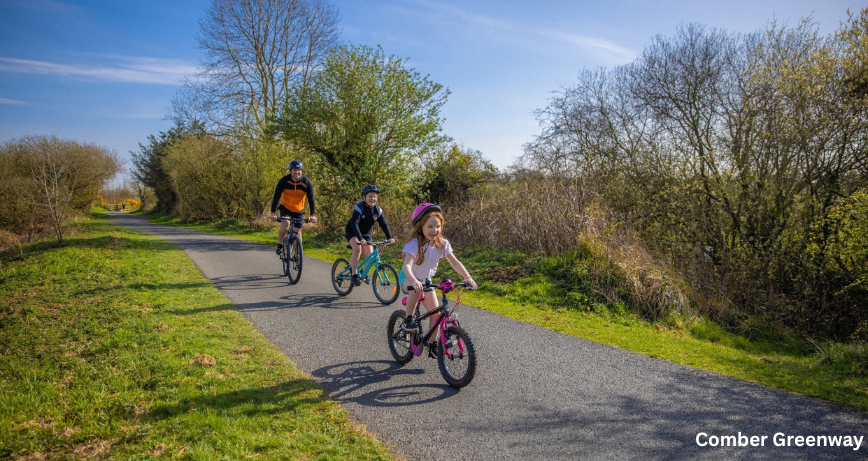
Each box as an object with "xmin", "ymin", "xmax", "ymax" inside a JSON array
[{"xmin": 386, "ymin": 279, "xmax": 477, "ymax": 388}]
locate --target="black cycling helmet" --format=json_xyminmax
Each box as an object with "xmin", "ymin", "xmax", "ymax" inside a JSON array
[
  {"xmin": 288, "ymin": 159, "xmax": 303, "ymax": 170},
  {"xmin": 361, "ymin": 184, "xmax": 380, "ymax": 196}
]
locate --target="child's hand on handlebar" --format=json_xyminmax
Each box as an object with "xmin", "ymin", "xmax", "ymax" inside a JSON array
[{"xmin": 409, "ymin": 279, "xmax": 423, "ymax": 292}]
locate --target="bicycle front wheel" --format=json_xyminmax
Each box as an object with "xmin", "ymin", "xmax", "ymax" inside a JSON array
[
  {"xmin": 372, "ymin": 263, "xmax": 400, "ymax": 305},
  {"xmin": 287, "ymin": 235, "xmax": 303, "ymax": 284},
  {"xmin": 387, "ymin": 310, "xmax": 414, "ymax": 364},
  {"xmin": 438, "ymin": 325, "xmax": 477, "ymax": 388},
  {"xmin": 331, "ymin": 258, "xmax": 353, "ymax": 296},
  {"xmin": 280, "ymin": 246, "xmax": 290, "ymax": 276}
]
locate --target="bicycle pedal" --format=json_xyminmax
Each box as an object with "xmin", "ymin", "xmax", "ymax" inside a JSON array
[{"xmin": 364, "ymin": 276, "xmax": 371, "ymax": 284}]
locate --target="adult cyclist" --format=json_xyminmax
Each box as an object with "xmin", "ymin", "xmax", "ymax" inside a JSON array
[
  {"xmin": 270, "ymin": 160, "xmax": 317, "ymax": 255},
  {"xmin": 345, "ymin": 184, "xmax": 395, "ymax": 286}
]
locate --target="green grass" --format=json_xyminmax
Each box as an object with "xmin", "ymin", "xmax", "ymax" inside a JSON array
[
  {"xmin": 0, "ymin": 214, "xmax": 396, "ymax": 460},
  {"xmin": 141, "ymin": 212, "xmax": 868, "ymax": 413}
]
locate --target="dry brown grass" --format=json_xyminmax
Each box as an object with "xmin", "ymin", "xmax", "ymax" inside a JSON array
[{"xmin": 450, "ymin": 177, "xmax": 692, "ymax": 319}]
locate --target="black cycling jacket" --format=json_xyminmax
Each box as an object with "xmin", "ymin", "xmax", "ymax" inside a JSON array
[{"xmin": 345, "ymin": 201, "xmax": 393, "ymax": 241}]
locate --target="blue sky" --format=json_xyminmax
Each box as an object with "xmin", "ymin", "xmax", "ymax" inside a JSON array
[{"xmin": 0, "ymin": 0, "xmax": 859, "ymax": 180}]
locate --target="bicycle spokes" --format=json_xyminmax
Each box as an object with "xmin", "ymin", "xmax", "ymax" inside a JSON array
[{"xmin": 331, "ymin": 258, "xmax": 353, "ymax": 296}]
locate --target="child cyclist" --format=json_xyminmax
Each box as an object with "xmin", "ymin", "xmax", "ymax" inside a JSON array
[
  {"xmin": 401, "ymin": 203, "xmax": 477, "ymax": 356},
  {"xmin": 345, "ymin": 184, "xmax": 396, "ymax": 286}
]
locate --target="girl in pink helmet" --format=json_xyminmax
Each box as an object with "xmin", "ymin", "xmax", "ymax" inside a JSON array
[{"xmin": 401, "ymin": 203, "xmax": 477, "ymax": 355}]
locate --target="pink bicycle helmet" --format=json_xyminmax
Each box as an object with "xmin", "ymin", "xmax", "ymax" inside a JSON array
[{"xmin": 411, "ymin": 203, "xmax": 442, "ymax": 226}]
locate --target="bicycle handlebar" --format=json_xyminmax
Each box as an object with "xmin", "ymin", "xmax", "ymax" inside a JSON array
[
  {"xmin": 407, "ymin": 279, "xmax": 474, "ymax": 293},
  {"xmin": 345, "ymin": 240, "xmax": 394, "ymax": 250},
  {"xmin": 364, "ymin": 240, "xmax": 394, "ymax": 246},
  {"xmin": 275, "ymin": 217, "xmax": 312, "ymax": 223}
]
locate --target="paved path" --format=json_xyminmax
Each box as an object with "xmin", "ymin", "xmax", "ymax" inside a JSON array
[{"xmin": 110, "ymin": 213, "xmax": 868, "ymax": 460}]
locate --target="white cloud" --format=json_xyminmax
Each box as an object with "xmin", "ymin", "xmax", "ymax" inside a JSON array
[
  {"xmin": 5, "ymin": 0, "xmax": 81, "ymax": 15},
  {"xmin": 538, "ymin": 30, "xmax": 636, "ymax": 63},
  {"xmin": 0, "ymin": 97, "xmax": 28, "ymax": 105},
  {"xmin": 406, "ymin": 0, "xmax": 635, "ymax": 63},
  {"xmin": 0, "ymin": 56, "xmax": 196, "ymax": 85}
]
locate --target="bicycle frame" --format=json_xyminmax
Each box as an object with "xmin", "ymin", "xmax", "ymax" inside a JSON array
[
  {"xmin": 356, "ymin": 245, "xmax": 381, "ymax": 277},
  {"xmin": 278, "ymin": 216, "xmax": 308, "ymax": 237},
  {"xmin": 336, "ymin": 241, "xmax": 388, "ymax": 282},
  {"xmin": 407, "ymin": 280, "xmax": 468, "ymax": 359}
]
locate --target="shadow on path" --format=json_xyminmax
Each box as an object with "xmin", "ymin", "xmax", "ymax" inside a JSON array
[{"xmin": 313, "ymin": 360, "xmax": 458, "ymax": 407}]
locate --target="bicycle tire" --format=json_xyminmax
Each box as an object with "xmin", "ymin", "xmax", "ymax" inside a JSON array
[
  {"xmin": 287, "ymin": 235, "xmax": 303, "ymax": 284},
  {"xmin": 372, "ymin": 263, "xmax": 400, "ymax": 304},
  {"xmin": 331, "ymin": 258, "xmax": 353, "ymax": 296},
  {"xmin": 280, "ymin": 235, "xmax": 291, "ymax": 276},
  {"xmin": 280, "ymin": 248, "xmax": 290, "ymax": 276},
  {"xmin": 438, "ymin": 325, "xmax": 477, "ymax": 388},
  {"xmin": 387, "ymin": 310, "xmax": 414, "ymax": 364}
]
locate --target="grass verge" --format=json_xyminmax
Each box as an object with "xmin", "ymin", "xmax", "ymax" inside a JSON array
[
  {"xmin": 143, "ymin": 212, "xmax": 868, "ymax": 413},
  {"xmin": 0, "ymin": 213, "xmax": 396, "ymax": 460}
]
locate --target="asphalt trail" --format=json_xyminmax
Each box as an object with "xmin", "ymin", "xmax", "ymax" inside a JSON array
[{"xmin": 109, "ymin": 213, "xmax": 868, "ymax": 460}]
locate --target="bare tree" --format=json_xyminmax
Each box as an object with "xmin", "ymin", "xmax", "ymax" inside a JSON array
[
  {"xmin": 1, "ymin": 136, "xmax": 120, "ymax": 244},
  {"xmin": 172, "ymin": 0, "xmax": 340, "ymax": 135},
  {"xmin": 519, "ymin": 15, "xmax": 868, "ymax": 337}
]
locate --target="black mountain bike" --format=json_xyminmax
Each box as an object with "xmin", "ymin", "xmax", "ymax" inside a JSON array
[{"xmin": 278, "ymin": 217, "xmax": 310, "ymax": 284}]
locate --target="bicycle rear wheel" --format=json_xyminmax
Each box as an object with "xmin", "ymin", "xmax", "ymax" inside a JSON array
[
  {"xmin": 287, "ymin": 235, "xmax": 303, "ymax": 284},
  {"xmin": 438, "ymin": 325, "xmax": 476, "ymax": 388},
  {"xmin": 387, "ymin": 310, "xmax": 414, "ymax": 363},
  {"xmin": 331, "ymin": 258, "xmax": 353, "ymax": 296},
  {"xmin": 372, "ymin": 263, "xmax": 400, "ymax": 304}
]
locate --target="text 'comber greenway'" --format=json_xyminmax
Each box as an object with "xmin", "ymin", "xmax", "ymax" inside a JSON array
[{"xmin": 696, "ymin": 432, "xmax": 864, "ymax": 450}]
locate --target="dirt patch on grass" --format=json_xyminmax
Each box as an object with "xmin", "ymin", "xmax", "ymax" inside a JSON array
[
  {"xmin": 482, "ymin": 266, "xmax": 531, "ymax": 283},
  {"xmin": 72, "ymin": 439, "xmax": 111, "ymax": 459},
  {"xmin": 190, "ymin": 354, "xmax": 216, "ymax": 367}
]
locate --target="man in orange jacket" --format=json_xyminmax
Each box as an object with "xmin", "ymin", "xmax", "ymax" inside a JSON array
[{"xmin": 269, "ymin": 160, "xmax": 317, "ymax": 254}]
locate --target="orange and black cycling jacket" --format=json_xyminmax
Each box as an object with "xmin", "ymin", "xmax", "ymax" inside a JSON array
[{"xmin": 270, "ymin": 174, "xmax": 316, "ymax": 215}]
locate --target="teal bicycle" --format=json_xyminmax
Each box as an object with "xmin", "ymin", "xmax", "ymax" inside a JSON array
[{"xmin": 331, "ymin": 241, "xmax": 400, "ymax": 304}]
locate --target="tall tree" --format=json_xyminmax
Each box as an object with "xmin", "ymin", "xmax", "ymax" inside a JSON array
[
  {"xmin": 131, "ymin": 122, "xmax": 204, "ymax": 213},
  {"xmin": 172, "ymin": 0, "xmax": 340, "ymax": 135},
  {"xmin": 415, "ymin": 144, "xmax": 498, "ymax": 207},
  {"xmin": 276, "ymin": 44, "xmax": 450, "ymax": 227}
]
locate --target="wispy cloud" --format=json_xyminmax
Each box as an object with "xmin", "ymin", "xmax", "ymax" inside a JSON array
[
  {"xmin": 4, "ymin": 0, "xmax": 82, "ymax": 15},
  {"xmin": 0, "ymin": 97, "xmax": 29, "ymax": 105},
  {"xmin": 407, "ymin": 0, "xmax": 635, "ymax": 63},
  {"xmin": 409, "ymin": 0, "xmax": 517, "ymax": 31},
  {"xmin": 0, "ymin": 56, "xmax": 196, "ymax": 85},
  {"xmin": 537, "ymin": 30, "xmax": 635, "ymax": 63}
]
